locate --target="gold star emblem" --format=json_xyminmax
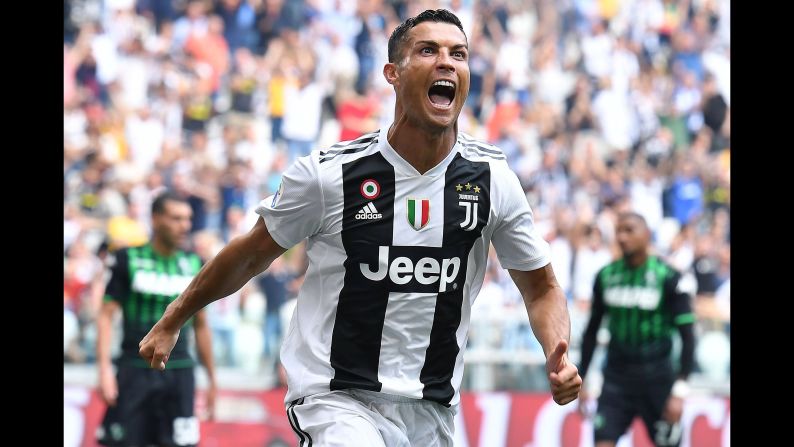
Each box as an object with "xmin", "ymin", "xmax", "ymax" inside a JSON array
[
  {"xmin": 465, "ymin": 183, "xmax": 472, "ymax": 190},
  {"xmin": 455, "ymin": 184, "xmax": 463, "ymax": 191},
  {"xmin": 473, "ymin": 185, "xmax": 481, "ymax": 193}
]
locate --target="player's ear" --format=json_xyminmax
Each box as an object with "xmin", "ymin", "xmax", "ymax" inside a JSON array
[{"xmin": 383, "ymin": 62, "xmax": 399, "ymax": 87}]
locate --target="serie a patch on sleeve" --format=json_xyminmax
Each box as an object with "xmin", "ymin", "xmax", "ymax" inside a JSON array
[{"xmin": 272, "ymin": 180, "xmax": 284, "ymax": 208}]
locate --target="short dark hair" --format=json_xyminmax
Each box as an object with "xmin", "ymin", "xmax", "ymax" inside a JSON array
[
  {"xmin": 152, "ymin": 191, "xmax": 189, "ymax": 215},
  {"xmin": 618, "ymin": 211, "xmax": 649, "ymax": 229},
  {"xmin": 388, "ymin": 9, "xmax": 466, "ymax": 63}
]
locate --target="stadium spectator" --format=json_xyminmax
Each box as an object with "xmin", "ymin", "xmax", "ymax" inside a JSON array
[{"xmin": 255, "ymin": 256, "xmax": 294, "ymax": 369}]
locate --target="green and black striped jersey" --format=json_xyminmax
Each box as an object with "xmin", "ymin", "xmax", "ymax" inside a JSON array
[
  {"xmin": 581, "ymin": 256, "xmax": 695, "ymax": 379},
  {"xmin": 104, "ymin": 243, "xmax": 203, "ymax": 368}
]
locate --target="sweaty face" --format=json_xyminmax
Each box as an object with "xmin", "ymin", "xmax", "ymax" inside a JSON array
[
  {"xmin": 391, "ymin": 22, "xmax": 469, "ymax": 131},
  {"xmin": 153, "ymin": 200, "xmax": 193, "ymax": 250},
  {"xmin": 616, "ymin": 217, "xmax": 649, "ymax": 258}
]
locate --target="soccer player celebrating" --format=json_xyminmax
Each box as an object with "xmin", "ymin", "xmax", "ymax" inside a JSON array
[{"xmin": 139, "ymin": 9, "xmax": 580, "ymax": 446}]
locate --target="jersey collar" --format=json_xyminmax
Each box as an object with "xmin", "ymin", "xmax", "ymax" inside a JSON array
[{"xmin": 377, "ymin": 126, "xmax": 461, "ymax": 178}]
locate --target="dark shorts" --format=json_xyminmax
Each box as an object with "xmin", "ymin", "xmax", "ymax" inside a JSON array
[
  {"xmin": 97, "ymin": 366, "xmax": 197, "ymax": 447},
  {"xmin": 594, "ymin": 376, "xmax": 681, "ymax": 447}
]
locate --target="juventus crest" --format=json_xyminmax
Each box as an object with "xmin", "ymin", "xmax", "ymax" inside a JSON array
[{"xmin": 456, "ymin": 182, "xmax": 481, "ymax": 231}]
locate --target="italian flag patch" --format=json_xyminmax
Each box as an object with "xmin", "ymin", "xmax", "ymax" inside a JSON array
[{"xmin": 407, "ymin": 198, "xmax": 430, "ymax": 231}]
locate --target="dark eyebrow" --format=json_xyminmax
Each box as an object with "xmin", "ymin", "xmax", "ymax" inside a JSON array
[{"xmin": 414, "ymin": 40, "xmax": 469, "ymax": 50}]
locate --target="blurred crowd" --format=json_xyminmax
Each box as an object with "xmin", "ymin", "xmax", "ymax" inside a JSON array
[{"xmin": 64, "ymin": 0, "xmax": 730, "ymax": 389}]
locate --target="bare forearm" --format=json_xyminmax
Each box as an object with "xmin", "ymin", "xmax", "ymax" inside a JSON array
[
  {"xmin": 96, "ymin": 310, "xmax": 115, "ymax": 373},
  {"xmin": 160, "ymin": 226, "xmax": 282, "ymax": 331},
  {"xmin": 524, "ymin": 285, "xmax": 570, "ymax": 357},
  {"xmin": 509, "ymin": 265, "xmax": 581, "ymax": 404},
  {"xmin": 510, "ymin": 265, "xmax": 571, "ymax": 357}
]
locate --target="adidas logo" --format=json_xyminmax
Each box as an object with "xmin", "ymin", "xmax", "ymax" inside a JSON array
[{"xmin": 355, "ymin": 203, "xmax": 382, "ymax": 220}]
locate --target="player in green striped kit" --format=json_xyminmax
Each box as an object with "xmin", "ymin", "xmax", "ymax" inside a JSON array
[
  {"xmin": 578, "ymin": 212, "xmax": 695, "ymax": 447},
  {"xmin": 96, "ymin": 192, "xmax": 216, "ymax": 447}
]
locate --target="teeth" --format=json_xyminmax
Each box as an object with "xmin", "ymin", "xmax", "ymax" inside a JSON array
[{"xmin": 432, "ymin": 80, "xmax": 455, "ymax": 89}]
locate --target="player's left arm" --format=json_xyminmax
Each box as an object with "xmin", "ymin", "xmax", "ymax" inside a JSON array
[
  {"xmin": 509, "ymin": 265, "xmax": 582, "ymax": 405},
  {"xmin": 490, "ymin": 163, "xmax": 581, "ymax": 405},
  {"xmin": 663, "ymin": 270, "xmax": 696, "ymax": 423},
  {"xmin": 193, "ymin": 308, "xmax": 217, "ymax": 420},
  {"xmin": 668, "ymin": 270, "xmax": 696, "ymax": 380}
]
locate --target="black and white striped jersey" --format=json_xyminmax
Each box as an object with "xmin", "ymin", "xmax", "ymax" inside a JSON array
[{"xmin": 257, "ymin": 126, "xmax": 550, "ymax": 407}]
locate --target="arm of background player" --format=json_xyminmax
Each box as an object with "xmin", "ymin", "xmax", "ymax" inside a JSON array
[
  {"xmin": 663, "ymin": 270, "xmax": 696, "ymax": 425},
  {"xmin": 676, "ymin": 324, "xmax": 695, "ymax": 380},
  {"xmin": 192, "ymin": 308, "xmax": 217, "ymax": 420},
  {"xmin": 579, "ymin": 273, "xmax": 606, "ymax": 381},
  {"xmin": 140, "ymin": 217, "xmax": 286, "ymax": 369},
  {"xmin": 96, "ymin": 299, "xmax": 121, "ymax": 406},
  {"xmin": 509, "ymin": 264, "xmax": 581, "ymax": 405},
  {"xmin": 96, "ymin": 249, "xmax": 129, "ymax": 406},
  {"xmin": 667, "ymin": 272, "xmax": 696, "ymax": 380}
]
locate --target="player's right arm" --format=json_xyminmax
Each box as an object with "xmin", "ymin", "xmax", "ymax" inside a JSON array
[
  {"xmin": 139, "ymin": 217, "xmax": 286, "ymax": 370},
  {"xmin": 141, "ymin": 154, "xmax": 324, "ymax": 370}
]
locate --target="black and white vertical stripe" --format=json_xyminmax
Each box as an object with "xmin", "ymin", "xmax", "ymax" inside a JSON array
[
  {"xmin": 330, "ymin": 152, "xmax": 396, "ymax": 392},
  {"xmin": 327, "ymin": 147, "xmax": 492, "ymax": 406},
  {"xmin": 420, "ymin": 153, "xmax": 491, "ymax": 405}
]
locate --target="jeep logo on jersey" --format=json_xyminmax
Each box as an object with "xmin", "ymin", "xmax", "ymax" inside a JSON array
[
  {"xmin": 407, "ymin": 198, "xmax": 430, "ymax": 231},
  {"xmin": 359, "ymin": 246, "xmax": 460, "ymax": 292},
  {"xmin": 360, "ymin": 179, "xmax": 380, "ymax": 199}
]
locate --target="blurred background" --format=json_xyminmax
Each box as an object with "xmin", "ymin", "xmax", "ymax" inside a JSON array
[{"xmin": 64, "ymin": 0, "xmax": 730, "ymax": 445}]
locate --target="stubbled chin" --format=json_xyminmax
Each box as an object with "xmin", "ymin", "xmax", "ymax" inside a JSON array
[{"xmin": 424, "ymin": 110, "xmax": 459, "ymax": 131}]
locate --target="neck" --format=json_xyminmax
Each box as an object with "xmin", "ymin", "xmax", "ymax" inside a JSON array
[
  {"xmin": 387, "ymin": 109, "xmax": 457, "ymax": 175},
  {"xmin": 625, "ymin": 251, "xmax": 649, "ymax": 268},
  {"xmin": 151, "ymin": 238, "xmax": 176, "ymax": 257}
]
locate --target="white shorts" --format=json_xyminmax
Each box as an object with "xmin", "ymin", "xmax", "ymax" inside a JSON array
[{"xmin": 286, "ymin": 389, "xmax": 455, "ymax": 447}]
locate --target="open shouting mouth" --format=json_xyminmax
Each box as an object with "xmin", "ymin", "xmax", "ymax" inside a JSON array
[{"xmin": 428, "ymin": 79, "xmax": 456, "ymax": 108}]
